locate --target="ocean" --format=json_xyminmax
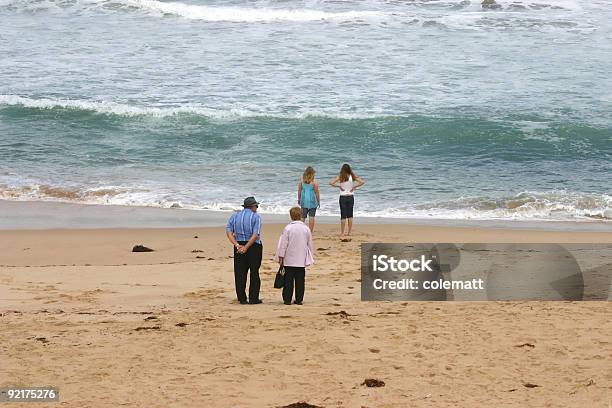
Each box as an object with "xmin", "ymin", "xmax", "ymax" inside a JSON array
[{"xmin": 1, "ymin": 0, "xmax": 611, "ymax": 221}]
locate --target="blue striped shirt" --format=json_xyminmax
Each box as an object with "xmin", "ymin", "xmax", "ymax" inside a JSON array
[{"xmin": 226, "ymin": 208, "xmax": 262, "ymax": 244}]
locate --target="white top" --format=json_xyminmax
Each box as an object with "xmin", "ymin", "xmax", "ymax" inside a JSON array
[{"xmin": 339, "ymin": 175, "xmax": 354, "ymax": 196}]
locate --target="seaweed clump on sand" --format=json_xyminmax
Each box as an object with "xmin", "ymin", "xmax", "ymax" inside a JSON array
[
  {"xmin": 279, "ymin": 403, "xmax": 322, "ymax": 408},
  {"xmin": 132, "ymin": 245, "xmax": 154, "ymax": 252},
  {"xmin": 362, "ymin": 378, "xmax": 385, "ymax": 388}
]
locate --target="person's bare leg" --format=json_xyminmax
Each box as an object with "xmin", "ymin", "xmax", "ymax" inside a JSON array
[
  {"xmin": 309, "ymin": 216, "xmax": 315, "ymax": 233},
  {"xmin": 340, "ymin": 218, "xmax": 346, "ymax": 237},
  {"xmin": 347, "ymin": 217, "xmax": 353, "ymax": 235}
]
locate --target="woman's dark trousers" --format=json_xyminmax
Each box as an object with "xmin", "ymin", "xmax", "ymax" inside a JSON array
[{"xmin": 283, "ymin": 266, "xmax": 305, "ymax": 304}]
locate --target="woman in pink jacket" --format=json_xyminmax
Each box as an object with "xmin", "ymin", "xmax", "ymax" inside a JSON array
[{"xmin": 275, "ymin": 207, "xmax": 314, "ymax": 305}]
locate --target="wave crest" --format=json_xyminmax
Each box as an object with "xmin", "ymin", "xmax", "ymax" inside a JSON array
[
  {"xmin": 1, "ymin": 0, "xmax": 587, "ymax": 26},
  {"xmin": 114, "ymin": 0, "xmax": 398, "ymax": 22},
  {"xmin": 0, "ymin": 0, "xmax": 404, "ymax": 21},
  {"xmin": 0, "ymin": 94, "xmax": 391, "ymax": 119}
]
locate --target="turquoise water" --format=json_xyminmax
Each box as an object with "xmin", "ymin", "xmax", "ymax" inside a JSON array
[{"xmin": 1, "ymin": 0, "xmax": 611, "ymax": 220}]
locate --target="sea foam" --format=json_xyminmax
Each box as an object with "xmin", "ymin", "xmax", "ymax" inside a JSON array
[
  {"xmin": 114, "ymin": 0, "xmax": 398, "ymax": 22},
  {"xmin": 1, "ymin": 181, "xmax": 610, "ymax": 221},
  {"xmin": 0, "ymin": 95, "xmax": 393, "ymax": 120}
]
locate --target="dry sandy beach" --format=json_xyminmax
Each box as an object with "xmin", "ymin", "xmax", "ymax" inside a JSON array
[{"xmin": 1, "ymin": 206, "xmax": 611, "ymax": 407}]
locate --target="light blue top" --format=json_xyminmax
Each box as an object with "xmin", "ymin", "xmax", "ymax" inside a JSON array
[
  {"xmin": 226, "ymin": 208, "xmax": 262, "ymax": 244},
  {"xmin": 300, "ymin": 182, "xmax": 318, "ymax": 209}
]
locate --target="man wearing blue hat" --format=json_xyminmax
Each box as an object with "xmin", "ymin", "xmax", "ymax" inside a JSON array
[{"xmin": 226, "ymin": 196, "xmax": 263, "ymax": 304}]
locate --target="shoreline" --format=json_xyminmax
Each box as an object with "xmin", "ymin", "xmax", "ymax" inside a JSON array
[{"xmin": 1, "ymin": 199, "xmax": 611, "ymax": 231}]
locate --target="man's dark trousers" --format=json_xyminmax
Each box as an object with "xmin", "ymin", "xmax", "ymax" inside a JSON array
[
  {"xmin": 282, "ymin": 266, "xmax": 305, "ymax": 304},
  {"xmin": 234, "ymin": 242, "xmax": 262, "ymax": 303}
]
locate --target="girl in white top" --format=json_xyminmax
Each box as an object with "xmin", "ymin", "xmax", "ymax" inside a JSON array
[{"xmin": 329, "ymin": 163, "xmax": 365, "ymax": 238}]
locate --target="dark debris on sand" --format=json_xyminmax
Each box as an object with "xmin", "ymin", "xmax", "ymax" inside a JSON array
[
  {"xmin": 325, "ymin": 310, "xmax": 353, "ymax": 319},
  {"xmin": 362, "ymin": 378, "xmax": 385, "ymax": 388},
  {"xmin": 278, "ymin": 402, "xmax": 323, "ymax": 408},
  {"xmin": 134, "ymin": 326, "xmax": 161, "ymax": 331},
  {"xmin": 515, "ymin": 343, "xmax": 535, "ymax": 348},
  {"xmin": 132, "ymin": 245, "xmax": 154, "ymax": 252}
]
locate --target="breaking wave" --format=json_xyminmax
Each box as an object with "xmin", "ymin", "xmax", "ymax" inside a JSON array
[
  {"xmin": 0, "ymin": 95, "xmax": 390, "ymax": 120},
  {"xmin": 113, "ymin": 0, "xmax": 398, "ymax": 22},
  {"xmin": 0, "ymin": 0, "xmax": 590, "ymax": 29},
  {"xmin": 1, "ymin": 182, "xmax": 610, "ymax": 221}
]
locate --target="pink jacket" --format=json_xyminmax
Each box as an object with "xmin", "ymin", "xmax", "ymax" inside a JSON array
[{"xmin": 274, "ymin": 221, "xmax": 314, "ymax": 267}]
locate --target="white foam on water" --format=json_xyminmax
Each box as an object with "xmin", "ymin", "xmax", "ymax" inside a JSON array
[
  {"xmin": 106, "ymin": 0, "xmax": 402, "ymax": 22},
  {"xmin": 404, "ymin": 191, "xmax": 612, "ymax": 221},
  {"xmin": 1, "ymin": 0, "xmax": 592, "ymax": 33},
  {"xmin": 457, "ymin": 0, "xmax": 583, "ymax": 12},
  {"xmin": 0, "ymin": 94, "xmax": 237, "ymax": 117},
  {"xmin": 0, "ymin": 94, "xmax": 397, "ymax": 119},
  {"xmin": 198, "ymin": 191, "xmax": 612, "ymax": 221},
  {"xmin": 2, "ymin": 180, "xmax": 611, "ymax": 221}
]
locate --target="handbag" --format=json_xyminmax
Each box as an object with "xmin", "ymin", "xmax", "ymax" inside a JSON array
[{"xmin": 274, "ymin": 265, "xmax": 285, "ymax": 289}]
